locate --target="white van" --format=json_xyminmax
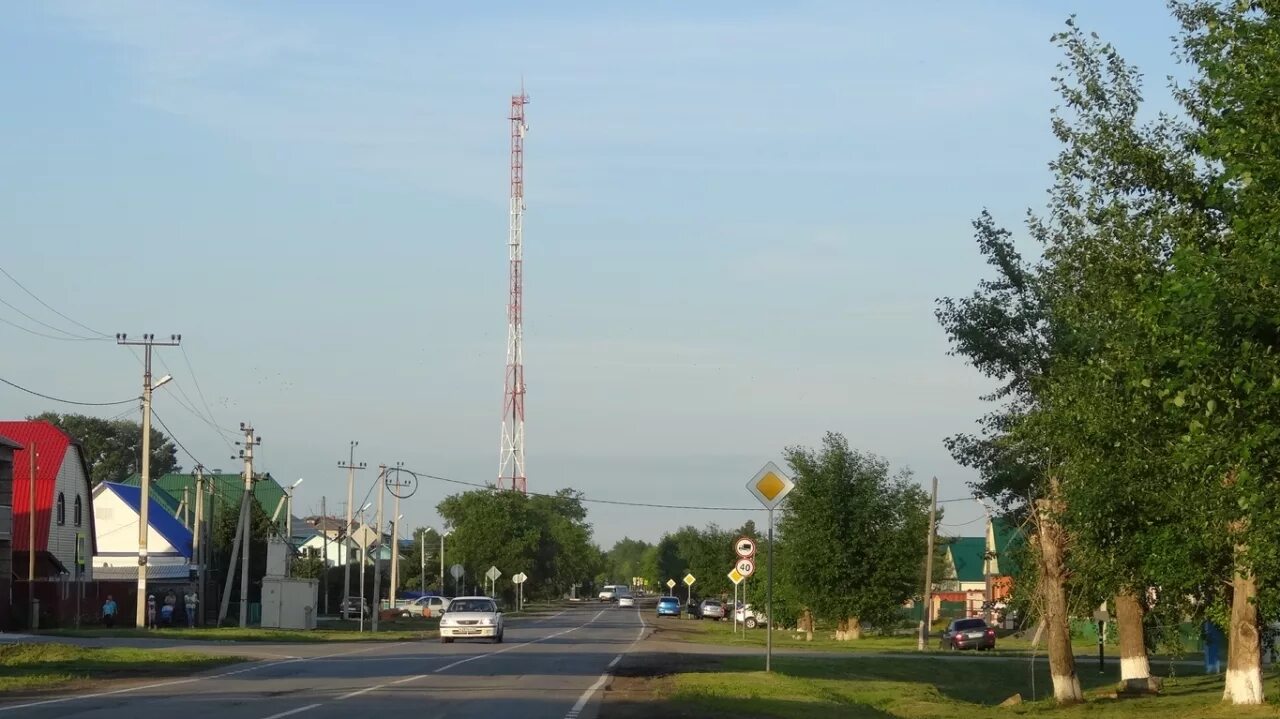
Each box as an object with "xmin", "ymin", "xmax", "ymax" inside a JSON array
[{"xmin": 598, "ymin": 585, "xmax": 618, "ymax": 602}]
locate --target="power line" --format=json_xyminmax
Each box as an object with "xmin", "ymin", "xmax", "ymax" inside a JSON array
[
  {"xmin": 179, "ymin": 344, "xmax": 234, "ymax": 443},
  {"xmin": 0, "ymin": 263, "xmax": 110, "ymax": 338},
  {"xmin": 402, "ymin": 467, "xmax": 768, "ymax": 511},
  {"xmin": 0, "ymin": 295, "xmax": 100, "ymax": 340},
  {"xmin": 0, "ymin": 376, "xmax": 138, "ymax": 407},
  {"xmin": 396, "ymin": 466, "xmax": 985, "ymax": 513},
  {"xmin": 153, "ymin": 350, "xmax": 238, "ymax": 445},
  {"xmin": 0, "ymin": 314, "xmax": 107, "ymax": 342},
  {"xmin": 151, "ymin": 409, "xmax": 206, "ymax": 470}
]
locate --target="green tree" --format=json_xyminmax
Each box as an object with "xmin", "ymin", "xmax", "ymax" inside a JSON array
[
  {"xmin": 777, "ymin": 433, "xmax": 930, "ymax": 640},
  {"xmin": 29, "ymin": 411, "xmax": 180, "ymax": 484},
  {"xmin": 436, "ymin": 488, "xmax": 600, "ymax": 602}
]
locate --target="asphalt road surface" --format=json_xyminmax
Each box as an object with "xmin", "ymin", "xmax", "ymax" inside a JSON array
[{"xmin": 0, "ymin": 603, "xmax": 648, "ymax": 719}]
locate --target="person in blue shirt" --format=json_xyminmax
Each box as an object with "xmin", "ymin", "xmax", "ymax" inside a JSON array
[
  {"xmin": 1204, "ymin": 621, "xmax": 1225, "ymax": 674},
  {"xmin": 102, "ymin": 596, "xmax": 118, "ymax": 628}
]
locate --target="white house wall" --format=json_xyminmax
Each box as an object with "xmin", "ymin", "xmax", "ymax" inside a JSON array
[
  {"xmin": 91, "ymin": 486, "xmax": 183, "ymax": 567},
  {"xmin": 48, "ymin": 448, "xmax": 92, "ymax": 579}
]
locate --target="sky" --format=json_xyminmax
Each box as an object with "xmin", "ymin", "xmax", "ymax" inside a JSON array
[{"xmin": 0, "ymin": 1, "xmax": 1187, "ymax": 548}]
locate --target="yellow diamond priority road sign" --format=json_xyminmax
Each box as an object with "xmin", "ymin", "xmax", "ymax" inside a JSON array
[
  {"xmin": 683, "ymin": 573, "xmax": 696, "ymax": 587},
  {"xmin": 728, "ymin": 568, "xmax": 745, "ymax": 585},
  {"xmin": 747, "ymin": 461, "xmax": 794, "ymax": 510}
]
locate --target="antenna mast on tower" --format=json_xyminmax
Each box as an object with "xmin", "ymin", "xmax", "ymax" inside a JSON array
[{"xmin": 499, "ymin": 86, "xmax": 529, "ymax": 493}]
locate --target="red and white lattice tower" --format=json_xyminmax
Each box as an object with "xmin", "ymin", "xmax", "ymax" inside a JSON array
[{"xmin": 498, "ymin": 88, "xmax": 529, "ymax": 493}]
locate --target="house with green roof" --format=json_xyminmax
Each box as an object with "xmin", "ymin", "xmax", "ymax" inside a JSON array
[
  {"xmin": 942, "ymin": 536, "xmax": 987, "ymax": 593},
  {"xmin": 984, "ymin": 516, "xmax": 1026, "ymax": 601},
  {"xmin": 120, "ymin": 471, "xmax": 288, "ymax": 535}
]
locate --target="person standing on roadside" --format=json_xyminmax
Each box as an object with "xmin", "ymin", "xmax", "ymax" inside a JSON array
[
  {"xmin": 146, "ymin": 594, "xmax": 157, "ymax": 629},
  {"xmin": 102, "ymin": 596, "xmax": 118, "ymax": 628},
  {"xmin": 184, "ymin": 589, "xmax": 199, "ymax": 628}
]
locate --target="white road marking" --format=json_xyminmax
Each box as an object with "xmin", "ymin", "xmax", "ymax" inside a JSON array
[
  {"xmin": 564, "ymin": 672, "xmax": 611, "ymax": 719},
  {"xmin": 337, "ymin": 684, "xmax": 386, "ymax": 700},
  {"xmin": 562, "ymin": 604, "xmax": 651, "ymax": 719},
  {"xmin": 259, "ymin": 704, "xmax": 321, "ymax": 719},
  {"xmin": 0, "ymin": 641, "xmax": 405, "ymax": 713}
]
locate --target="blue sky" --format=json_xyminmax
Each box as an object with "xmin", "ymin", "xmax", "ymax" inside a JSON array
[{"xmin": 0, "ymin": 1, "xmax": 1184, "ymax": 548}]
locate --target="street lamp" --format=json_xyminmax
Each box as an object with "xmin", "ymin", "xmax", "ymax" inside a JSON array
[
  {"xmin": 442, "ymin": 529, "xmax": 453, "ymax": 596},
  {"xmin": 271, "ymin": 478, "xmax": 304, "ymax": 541}
]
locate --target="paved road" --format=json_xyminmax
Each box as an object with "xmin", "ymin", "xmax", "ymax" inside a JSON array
[{"xmin": 0, "ymin": 603, "xmax": 648, "ymax": 719}]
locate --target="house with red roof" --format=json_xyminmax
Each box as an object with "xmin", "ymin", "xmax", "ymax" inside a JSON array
[
  {"xmin": 0, "ymin": 420, "xmax": 96, "ymax": 581},
  {"xmin": 0, "ymin": 433, "xmax": 21, "ymax": 622}
]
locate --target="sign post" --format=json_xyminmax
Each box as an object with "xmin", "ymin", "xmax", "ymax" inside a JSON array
[
  {"xmin": 728, "ymin": 568, "xmax": 745, "ymax": 634},
  {"xmin": 513, "ymin": 572, "xmax": 528, "ymax": 612},
  {"xmin": 682, "ymin": 573, "xmax": 696, "ymax": 618},
  {"xmin": 747, "ymin": 461, "xmax": 794, "ymax": 673},
  {"xmin": 450, "ymin": 564, "xmax": 465, "ymax": 597},
  {"xmin": 486, "ymin": 566, "xmax": 502, "ymax": 597}
]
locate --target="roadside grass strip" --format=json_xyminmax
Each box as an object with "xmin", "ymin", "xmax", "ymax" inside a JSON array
[{"xmin": 0, "ymin": 643, "xmax": 244, "ymax": 694}]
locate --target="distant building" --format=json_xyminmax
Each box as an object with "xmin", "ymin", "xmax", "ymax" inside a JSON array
[
  {"xmin": 983, "ymin": 516, "xmax": 1025, "ymax": 602},
  {"xmin": 937, "ymin": 536, "xmax": 987, "ymax": 618},
  {"xmin": 0, "ymin": 434, "xmax": 21, "ymax": 623},
  {"xmin": 91, "ymin": 482, "xmax": 194, "ymax": 580},
  {"xmin": 0, "ymin": 420, "xmax": 95, "ymax": 580}
]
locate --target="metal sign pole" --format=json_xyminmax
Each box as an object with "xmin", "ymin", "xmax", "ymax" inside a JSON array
[{"xmin": 767, "ymin": 508, "xmax": 774, "ymax": 672}]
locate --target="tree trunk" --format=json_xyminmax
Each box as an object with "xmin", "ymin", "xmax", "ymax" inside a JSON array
[
  {"xmin": 1115, "ymin": 590, "xmax": 1154, "ymax": 693},
  {"xmin": 1036, "ymin": 493, "xmax": 1083, "ymax": 705},
  {"xmin": 799, "ymin": 610, "xmax": 814, "ymax": 642},
  {"xmin": 835, "ymin": 616, "xmax": 861, "ymax": 641},
  {"xmin": 1224, "ymin": 545, "xmax": 1263, "ymax": 705}
]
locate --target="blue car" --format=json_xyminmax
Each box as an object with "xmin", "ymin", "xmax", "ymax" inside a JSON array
[{"xmin": 656, "ymin": 596, "xmax": 681, "ymax": 618}]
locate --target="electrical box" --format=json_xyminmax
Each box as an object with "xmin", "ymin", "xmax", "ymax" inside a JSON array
[
  {"xmin": 260, "ymin": 577, "xmax": 318, "ymax": 630},
  {"xmin": 265, "ymin": 539, "xmax": 290, "ymax": 578}
]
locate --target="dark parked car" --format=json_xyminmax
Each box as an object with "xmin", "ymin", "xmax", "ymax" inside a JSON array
[{"xmin": 940, "ymin": 617, "xmax": 996, "ymax": 650}]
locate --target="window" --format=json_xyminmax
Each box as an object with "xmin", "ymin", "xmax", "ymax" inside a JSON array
[
  {"xmin": 56, "ymin": 492, "xmax": 66, "ymax": 525},
  {"xmin": 74, "ymin": 495, "xmax": 83, "ymax": 527}
]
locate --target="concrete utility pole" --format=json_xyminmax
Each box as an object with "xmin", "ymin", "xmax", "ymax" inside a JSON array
[
  {"xmin": 217, "ymin": 477, "xmax": 250, "ymax": 626},
  {"xmin": 193, "ymin": 465, "xmax": 206, "ymax": 626},
  {"xmin": 116, "ymin": 332, "xmax": 180, "ymax": 628},
  {"xmin": 27, "ymin": 442, "xmax": 35, "ymax": 628},
  {"xmin": 372, "ymin": 464, "xmax": 386, "ymax": 632},
  {"xmin": 420, "ymin": 529, "xmax": 426, "ymax": 594},
  {"xmin": 117, "ymin": 335, "xmax": 179, "ymax": 614},
  {"xmin": 338, "ymin": 442, "xmax": 365, "ymax": 620},
  {"xmin": 918, "ymin": 476, "xmax": 938, "ymax": 651},
  {"xmin": 238, "ymin": 423, "xmax": 260, "ymax": 628},
  {"xmin": 321, "ymin": 496, "xmax": 330, "ymax": 614}
]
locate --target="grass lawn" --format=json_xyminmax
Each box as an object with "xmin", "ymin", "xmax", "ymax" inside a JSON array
[
  {"xmin": 666, "ymin": 617, "xmax": 1202, "ymax": 661},
  {"xmin": 41, "ymin": 616, "xmax": 440, "ymax": 643},
  {"xmin": 0, "ymin": 643, "xmax": 244, "ymax": 694},
  {"xmin": 656, "ymin": 655, "xmax": 1280, "ymax": 718}
]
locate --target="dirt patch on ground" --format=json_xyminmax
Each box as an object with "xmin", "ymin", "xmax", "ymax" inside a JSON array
[
  {"xmin": 600, "ymin": 620, "xmax": 762, "ymax": 719},
  {"xmin": 600, "ymin": 650, "xmax": 728, "ymax": 719}
]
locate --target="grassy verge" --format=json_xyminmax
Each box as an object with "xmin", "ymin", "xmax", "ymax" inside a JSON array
[
  {"xmin": 646, "ymin": 655, "xmax": 1277, "ymax": 718},
  {"xmin": 664, "ymin": 617, "xmax": 1202, "ymax": 661},
  {"xmin": 41, "ymin": 617, "xmax": 439, "ymax": 643},
  {"xmin": 0, "ymin": 643, "xmax": 244, "ymax": 694}
]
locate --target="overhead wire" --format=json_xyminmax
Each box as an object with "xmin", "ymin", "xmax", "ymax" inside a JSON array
[
  {"xmin": 178, "ymin": 344, "xmax": 236, "ymax": 443},
  {"xmin": 0, "ymin": 376, "xmax": 138, "ymax": 407},
  {"xmin": 0, "ymin": 262, "xmax": 110, "ymax": 338},
  {"xmin": 0, "ymin": 314, "xmax": 107, "ymax": 342},
  {"xmin": 394, "ymin": 467, "xmax": 977, "ymax": 512},
  {"xmin": 0, "ymin": 295, "xmax": 103, "ymax": 340}
]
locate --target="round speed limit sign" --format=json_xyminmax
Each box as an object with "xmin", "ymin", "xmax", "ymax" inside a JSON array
[{"xmin": 735, "ymin": 558, "xmax": 756, "ymax": 577}]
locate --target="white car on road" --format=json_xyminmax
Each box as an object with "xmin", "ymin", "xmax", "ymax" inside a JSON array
[
  {"xmin": 439, "ymin": 596, "xmax": 504, "ymax": 644},
  {"xmin": 618, "ymin": 594, "xmax": 635, "ymax": 608}
]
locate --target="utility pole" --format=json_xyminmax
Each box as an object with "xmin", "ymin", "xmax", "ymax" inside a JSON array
[
  {"xmin": 237, "ymin": 423, "xmax": 260, "ymax": 628},
  {"xmin": 321, "ymin": 495, "xmax": 330, "ymax": 615},
  {"xmin": 27, "ymin": 442, "xmax": 35, "ymax": 629},
  {"xmin": 338, "ymin": 442, "xmax": 365, "ymax": 619},
  {"xmin": 372, "ymin": 464, "xmax": 386, "ymax": 632},
  {"xmin": 193, "ymin": 465, "xmax": 206, "ymax": 626},
  {"xmin": 116, "ymin": 332, "xmax": 180, "ymax": 628},
  {"xmin": 918, "ymin": 476, "xmax": 938, "ymax": 651},
  {"xmin": 389, "ymin": 462, "xmax": 403, "ymax": 609},
  {"xmin": 420, "ymin": 529, "xmax": 426, "ymax": 594}
]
